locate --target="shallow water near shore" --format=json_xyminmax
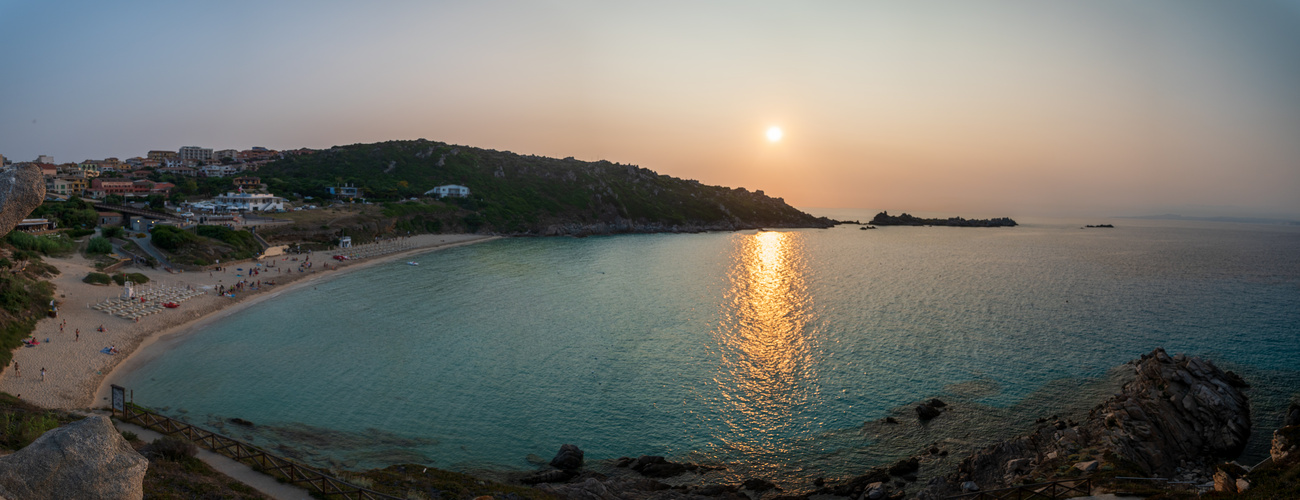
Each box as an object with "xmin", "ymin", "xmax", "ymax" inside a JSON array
[{"xmin": 118, "ymin": 211, "xmax": 1300, "ymax": 484}]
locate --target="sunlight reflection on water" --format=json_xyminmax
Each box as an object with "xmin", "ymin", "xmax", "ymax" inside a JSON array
[{"xmin": 710, "ymin": 231, "xmax": 822, "ymax": 468}]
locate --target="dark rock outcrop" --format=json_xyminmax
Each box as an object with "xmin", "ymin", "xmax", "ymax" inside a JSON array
[
  {"xmin": 922, "ymin": 348, "xmax": 1251, "ymax": 497},
  {"xmin": 916, "ymin": 399, "xmax": 946, "ymax": 421},
  {"xmin": 0, "ymin": 164, "xmax": 45, "ymax": 235},
  {"xmin": 0, "ymin": 415, "xmax": 147, "ymax": 500},
  {"xmin": 1272, "ymin": 425, "xmax": 1299, "ymax": 466},
  {"xmin": 550, "ymin": 443, "xmax": 585, "ymax": 470}
]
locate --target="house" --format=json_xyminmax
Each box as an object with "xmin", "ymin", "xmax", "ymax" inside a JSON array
[
  {"xmin": 232, "ymin": 176, "xmax": 262, "ymax": 190},
  {"xmin": 328, "ymin": 184, "xmax": 360, "ymax": 198},
  {"xmin": 48, "ymin": 176, "xmax": 88, "ymax": 197},
  {"xmin": 213, "ymin": 192, "xmax": 284, "ymax": 211},
  {"xmin": 98, "ymin": 212, "xmax": 124, "ymax": 226},
  {"xmin": 158, "ymin": 166, "xmax": 197, "ymax": 177},
  {"xmin": 199, "ymin": 165, "xmax": 238, "ymax": 178},
  {"xmin": 36, "ymin": 163, "xmax": 59, "ymax": 177},
  {"xmin": 129, "ymin": 169, "xmax": 152, "ymax": 179},
  {"xmin": 147, "ymin": 150, "xmax": 178, "ymax": 160},
  {"xmin": 424, "ymin": 184, "xmax": 471, "ymax": 198},
  {"xmin": 90, "ymin": 178, "xmax": 136, "ymax": 196},
  {"xmin": 150, "ymin": 182, "xmax": 175, "ymax": 195},
  {"xmin": 15, "ymin": 218, "xmax": 56, "ymax": 233}
]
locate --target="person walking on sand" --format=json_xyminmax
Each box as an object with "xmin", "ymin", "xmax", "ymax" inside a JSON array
[
  {"xmin": 75, "ymin": 330, "xmax": 79, "ymax": 341},
  {"xmin": 12, "ymin": 362, "xmax": 18, "ymax": 378},
  {"xmin": 40, "ymin": 367, "xmax": 45, "ymax": 381}
]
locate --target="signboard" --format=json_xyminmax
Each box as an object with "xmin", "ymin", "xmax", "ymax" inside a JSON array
[{"xmin": 111, "ymin": 385, "xmax": 125, "ymax": 413}]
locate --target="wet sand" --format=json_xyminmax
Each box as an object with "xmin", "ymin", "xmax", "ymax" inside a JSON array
[{"xmin": 0, "ymin": 234, "xmax": 497, "ymax": 410}]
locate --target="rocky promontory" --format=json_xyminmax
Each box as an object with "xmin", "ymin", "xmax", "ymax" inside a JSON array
[{"xmin": 920, "ymin": 348, "xmax": 1251, "ymax": 497}]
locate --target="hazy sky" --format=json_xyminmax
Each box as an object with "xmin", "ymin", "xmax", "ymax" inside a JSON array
[{"xmin": 3, "ymin": 1, "xmax": 1299, "ymax": 217}]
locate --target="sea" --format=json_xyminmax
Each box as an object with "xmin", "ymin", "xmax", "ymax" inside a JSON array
[{"xmin": 116, "ymin": 210, "xmax": 1300, "ymax": 485}]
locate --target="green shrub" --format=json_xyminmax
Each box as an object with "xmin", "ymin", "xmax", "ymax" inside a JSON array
[
  {"xmin": 65, "ymin": 228, "xmax": 95, "ymax": 238},
  {"xmin": 101, "ymin": 226, "xmax": 124, "ymax": 239},
  {"xmin": 121, "ymin": 430, "xmax": 139, "ymax": 442},
  {"xmin": 149, "ymin": 226, "xmax": 194, "ymax": 250},
  {"xmin": 86, "ymin": 237, "xmax": 112, "ymax": 255},
  {"xmin": 83, "ymin": 272, "xmax": 113, "ymax": 285},
  {"xmin": 111, "ymin": 273, "xmax": 149, "ymax": 286},
  {"xmin": 144, "ymin": 436, "xmax": 197, "ymax": 461},
  {"xmin": 5, "ymin": 231, "xmax": 75, "ymax": 256}
]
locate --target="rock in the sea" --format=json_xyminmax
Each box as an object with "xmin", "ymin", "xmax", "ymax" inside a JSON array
[
  {"xmin": 741, "ymin": 478, "xmax": 776, "ymax": 492},
  {"xmin": 0, "ymin": 165, "xmax": 44, "ymax": 236},
  {"xmin": 520, "ymin": 468, "xmax": 576, "ymax": 485},
  {"xmin": 887, "ymin": 457, "xmax": 919, "ymax": 477},
  {"xmin": 549, "ymin": 443, "xmax": 584, "ymax": 470},
  {"xmin": 0, "ymin": 415, "xmax": 147, "ymax": 500},
  {"xmin": 916, "ymin": 403, "xmax": 942, "ymax": 421},
  {"xmin": 1284, "ymin": 401, "xmax": 1300, "ymax": 428}
]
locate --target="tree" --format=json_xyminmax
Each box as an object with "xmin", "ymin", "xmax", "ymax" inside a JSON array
[
  {"xmin": 104, "ymin": 194, "xmax": 125, "ymax": 205},
  {"xmin": 147, "ymin": 194, "xmax": 165, "ymax": 211}
]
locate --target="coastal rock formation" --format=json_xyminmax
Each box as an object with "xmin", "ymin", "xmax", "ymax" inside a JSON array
[
  {"xmin": 551, "ymin": 443, "xmax": 585, "ymax": 470},
  {"xmin": 0, "ymin": 164, "xmax": 45, "ymax": 234},
  {"xmin": 1272, "ymin": 425, "xmax": 1299, "ymax": 466},
  {"xmin": 915, "ymin": 399, "xmax": 946, "ymax": 421},
  {"xmin": 923, "ymin": 348, "xmax": 1250, "ymax": 497},
  {"xmin": 0, "ymin": 415, "xmax": 148, "ymax": 500}
]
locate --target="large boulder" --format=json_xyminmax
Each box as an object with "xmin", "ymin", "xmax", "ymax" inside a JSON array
[
  {"xmin": 0, "ymin": 415, "xmax": 147, "ymax": 500},
  {"xmin": 549, "ymin": 443, "xmax": 584, "ymax": 470},
  {"xmin": 0, "ymin": 164, "xmax": 45, "ymax": 235}
]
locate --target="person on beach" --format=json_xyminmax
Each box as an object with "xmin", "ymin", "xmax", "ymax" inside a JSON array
[
  {"xmin": 76, "ymin": 330, "xmax": 80, "ymax": 341},
  {"xmin": 12, "ymin": 362, "xmax": 18, "ymax": 378},
  {"xmin": 40, "ymin": 367, "xmax": 45, "ymax": 381}
]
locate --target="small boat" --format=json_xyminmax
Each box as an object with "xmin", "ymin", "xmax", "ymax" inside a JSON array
[{"xmin": 407, "ymin": 262, "xmax": 419, "ymax": 266}]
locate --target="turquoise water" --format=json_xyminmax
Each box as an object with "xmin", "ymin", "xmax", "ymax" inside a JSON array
[{"xmin": 118, "ymin": 212, "xmax": 1300, "ymax": 482}]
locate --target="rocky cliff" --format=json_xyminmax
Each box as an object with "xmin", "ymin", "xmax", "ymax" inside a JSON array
[
  {"xmin": 921, "ymin": 348, "xmax": 1251, "ymax": 497},
  {"xmin": 0, "ymin": 164, "xmax": 45, "ymax": 235}
]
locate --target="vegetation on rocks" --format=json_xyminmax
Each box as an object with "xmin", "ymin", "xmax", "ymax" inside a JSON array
[
  {"xmin": 151, "ymin": 225, "xmax": 262, "ymax": 267},
  {"xmin": 256, "ymin": 140, "xmax": 834, "ymax": 236},
  {"xmin": 870, "ymin": 211, "xmax": 1017, "ymax": 227},
  {"xmin": 5, "ymin": 231, "xmax": 76, "ymax": 256},
  {"xmin": 0, "ymin": 247, "xmax": 57, "ymax": 367}
]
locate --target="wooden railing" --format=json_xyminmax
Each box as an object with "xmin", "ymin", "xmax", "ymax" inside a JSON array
[
  {"xmin": 946, "ymin": 478, "xmax": 1093, "ymax": 499},
  {"xmin": 118, "ymin": 404, "xmax": 401, "ymax": 500}
]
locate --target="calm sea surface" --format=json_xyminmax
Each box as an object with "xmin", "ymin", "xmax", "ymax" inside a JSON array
[{"xmin": 118, "ymin": 211, "xmax": 1300, "ymax": 483}]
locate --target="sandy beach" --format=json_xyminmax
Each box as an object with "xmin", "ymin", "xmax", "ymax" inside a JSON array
[{"xmin": 0, "ymin": 233, "xmax": 497, "ymax": 410}]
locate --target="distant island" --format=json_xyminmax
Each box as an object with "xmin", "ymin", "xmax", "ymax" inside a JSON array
[
  {"xmin": 1085, "ymin": 224, "xmax": 1114, "ymax": 228},
  {"xmin": 869, "ymin": 211, "xmax": 1017, "ymax": 227}
]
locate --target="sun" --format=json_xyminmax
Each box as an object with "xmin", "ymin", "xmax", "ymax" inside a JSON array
[{"xmin": 766, "ymin": 126, "xmax": 783, "ymax": 142}]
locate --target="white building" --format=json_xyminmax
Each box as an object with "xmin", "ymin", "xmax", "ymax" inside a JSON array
[
  {"xmin": 214, "ymin": 149, "xmax": 239, "ymax": 161},
  {"xmin": 214, "ymin": 192, "xmax": 285, "ymax": 212},
  {"xmin": 179, "ymin": 146, "xmax": 214, "ymax": 162},
  {"xmin": 424, "ymin": 184, "xmax": 471, "ymax": 198},
  {"xmin": 200, "ymin": 164, "xmax": 239, "ymax": 178}
]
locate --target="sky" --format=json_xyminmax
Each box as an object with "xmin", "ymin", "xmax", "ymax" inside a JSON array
[{"xmin": 2, "ymin": 1, "xmax": 1299, "ymax": 218}]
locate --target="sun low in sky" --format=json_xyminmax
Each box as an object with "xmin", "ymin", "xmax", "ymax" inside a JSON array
[{"xmin": 2, "ymin": 2, "xmax": 1299, "ymax": 218}]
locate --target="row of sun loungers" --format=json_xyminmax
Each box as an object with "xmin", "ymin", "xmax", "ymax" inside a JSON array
[{"xmin": 91, "ymin": 286, "xmax": 207, "ymax": 319}]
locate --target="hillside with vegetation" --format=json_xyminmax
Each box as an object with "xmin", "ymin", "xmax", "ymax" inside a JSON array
[{"xmin": 257, "ymin": 140, "xmax": 835, "ymax": 236}]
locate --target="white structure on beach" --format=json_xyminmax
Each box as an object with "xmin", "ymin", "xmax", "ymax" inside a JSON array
[
  {"xmin": 213, "ymin": 192, "xmax": 285, "ymax": 212},
  {"xmin": 424, "ymin": 184, "xmax": 470, "ymax": 198}
]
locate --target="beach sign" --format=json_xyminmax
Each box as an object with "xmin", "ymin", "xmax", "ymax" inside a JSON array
[{"xmin": 111, "ymin": 385, "xmax": 125, "ymax": 414}]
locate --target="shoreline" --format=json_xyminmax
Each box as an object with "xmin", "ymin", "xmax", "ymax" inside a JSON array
[{"xmin": 0, "ymin": 233, "xmax": 498, "ymax": 410}]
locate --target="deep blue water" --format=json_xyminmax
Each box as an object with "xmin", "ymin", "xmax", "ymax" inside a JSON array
[{"xmin": 117, "ymin": 212, "xmax": 1300, "ymax": 483}]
